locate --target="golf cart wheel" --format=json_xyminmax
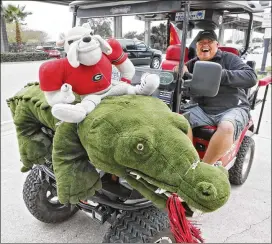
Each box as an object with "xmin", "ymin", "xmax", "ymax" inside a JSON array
[
  {"xmin": 150, "ymin": 57, "xmax": 161, "ymax": 69},
  {"xmin": 229, "ymin": 136, "xmax": 255, "ymax": 185},
  {"xmin": 23, "ymin": 167, "xmax": 78, "ymax": 223},
  {"xmin": 103, "ymin": 206, "xmax": 175, "ymax": 243}
]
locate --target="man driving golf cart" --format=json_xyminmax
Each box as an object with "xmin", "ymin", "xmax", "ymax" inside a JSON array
[{"xmin": 173, "ymin": 29, "xmax": 257, "ymax": 165}]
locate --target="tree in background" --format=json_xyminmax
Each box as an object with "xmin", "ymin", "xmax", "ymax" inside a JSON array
[
  {"xmin": 6, "ymin": 23, "xmax": 49, "ymax": 44},
  {"xmin": 123, "ymin": 31, "xmax": 144, "ymax": 41},
  {"xmin": 150, "ymin": 23, "xmax": 167, "ymax": 50},
  {"xmin": 86, "ymin": 18, "xmax": 112, "ymax": 38},
  {"xmin": 3, "ymin": 3, "xmax": 32, "ymax": 51},
  {"xmin": 1, "ymin": 3, "xmax": 9, "ymax": 52}
]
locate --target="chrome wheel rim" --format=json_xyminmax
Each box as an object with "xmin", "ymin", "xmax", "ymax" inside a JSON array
[
  {"xmin": 242, "ymin": 147, "xmax": 252, "ymax": 177},
  {"xmin": 46, "ymin": 190, "xmax": 59, "ymax": 204},
  {"xmin": 152, "ymin": 59, "xmax": 160, "ymax": 69}
]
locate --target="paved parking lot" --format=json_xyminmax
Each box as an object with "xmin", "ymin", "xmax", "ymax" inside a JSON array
[{"xmin": 1, "ymin": 56, "xmax": 271, "ymax": 243}]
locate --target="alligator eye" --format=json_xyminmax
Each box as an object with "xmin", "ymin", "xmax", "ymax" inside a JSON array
[
  {"xmin": 68, "ymin": 40, "xmax": 74, "ymax": 45},
  {"xmin": 137, "ymin": 143, "xmax": 144, "ymax": 151}
]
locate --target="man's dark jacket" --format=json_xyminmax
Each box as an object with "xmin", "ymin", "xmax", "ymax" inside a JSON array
[{"xmin": 186, "ymin": 50, "xmax": 257, "ymax": 114}]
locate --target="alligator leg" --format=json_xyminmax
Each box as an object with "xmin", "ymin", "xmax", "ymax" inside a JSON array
[
  {"xmin": 13, "ymin": 104, "xmax": 53, "ymax": 172},
  {"xmin": 52, "ymin": 122, "xmax": 102, "ymax": 204}
]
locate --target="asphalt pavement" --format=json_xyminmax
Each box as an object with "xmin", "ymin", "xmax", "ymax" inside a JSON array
[{"xmin": 1, "ymin": 55, "xmax": 271, "ymax": 243}]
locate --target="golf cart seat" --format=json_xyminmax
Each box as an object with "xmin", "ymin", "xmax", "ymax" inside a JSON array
[
  {"xmin": 161, "ymin": 44, "xmax": 189, "ymax": 70},
  {"xmin": 218, "ymin": 46, "xmax": 240, "ymax": 56}
]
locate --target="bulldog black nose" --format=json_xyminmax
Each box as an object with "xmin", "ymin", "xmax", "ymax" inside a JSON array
[{"xmin": 83, "ymin": 36, "xmax": 92, "ymax": 43}]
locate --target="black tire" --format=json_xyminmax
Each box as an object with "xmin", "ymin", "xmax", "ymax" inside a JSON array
[
  {"xmin": 23, "ymin": 167, "xmax": 78, "ymax": 223},
  {"xmin": 103, "ymin": 206, "xmax": 175, "ymax": 243},
  {"xmin": 229, "ymin": 136, "xmax": 255, "ymax": 185},
  {"xmin": 150, "ymin": 57, "xmax": 161, "ymax": 69}
]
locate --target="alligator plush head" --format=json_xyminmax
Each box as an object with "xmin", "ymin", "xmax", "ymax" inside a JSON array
[{"xmin": 78, "ymin": 95, "xmax": 231, "ymax": 213}]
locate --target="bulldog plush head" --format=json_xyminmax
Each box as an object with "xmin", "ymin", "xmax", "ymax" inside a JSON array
[{"xmin": 56, "ymin": 24, "xmax": 112, "ymax": 68}]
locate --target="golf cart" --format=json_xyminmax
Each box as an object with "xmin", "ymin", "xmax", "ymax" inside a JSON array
[
  {"xmin": 160, "ymin": 1, "xmax": 271, "ymax": 185},
  {"xmin": 21, "ymin": 1, "xmax": 271, "ymax": 243}
]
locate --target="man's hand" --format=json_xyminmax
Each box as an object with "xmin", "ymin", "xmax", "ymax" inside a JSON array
[{"xmin": 173, "ymin": 65, "xmax": 188, "ymax": 75}]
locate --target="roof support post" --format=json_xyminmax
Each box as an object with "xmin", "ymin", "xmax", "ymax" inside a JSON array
[
  {"xmin": 218, "ymin": 24, "xmax": 225, "ymax": 45},
  {"xmin": 144, "ymin": 20, "xmax": 151, "ymax": 46},
  {"xmin": 114, "ymin": 16, "xmax": 122, "ymax": 38},
  {"xmin": 72, "ymin": 5, "xmax": 79, "ymax": 27}
]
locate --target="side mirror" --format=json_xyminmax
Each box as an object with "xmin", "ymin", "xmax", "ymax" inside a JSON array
[{"xmin": 188, "ymin": 61, "xmax": 222, "ymax": 97}]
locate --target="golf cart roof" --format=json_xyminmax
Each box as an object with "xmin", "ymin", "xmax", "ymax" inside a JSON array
[{"xmin": 69, "ymin": 1, "xmax": 265, "ymax": 18}]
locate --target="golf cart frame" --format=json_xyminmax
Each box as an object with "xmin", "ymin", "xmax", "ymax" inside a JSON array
[
  {"xmin": 69, "ymin": 0, "xmax": 270, "ymax": 133},
  {"xmin": 22, "ymin": 1, "xmax": 271, "ymax": 242}
]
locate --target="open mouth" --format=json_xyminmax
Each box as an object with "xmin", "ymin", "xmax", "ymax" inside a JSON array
[
  {"xmin": 201, "ymin": 48, "xmax": 210, "ymax": 52},
  {"xmin": 127, "ymin": 169, "xmax": 203, "ymax": 215}
]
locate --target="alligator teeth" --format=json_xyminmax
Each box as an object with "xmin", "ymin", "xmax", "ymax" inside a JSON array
[
  {"xmin": 129, "ymin": 172, "xmax": 141, "ymax": 180},
  {"xmin": 189, "ymin": 206, "xmax": 203, "ymax": 216},
  {"xmin": 192, "ymin": 210, "xmax": 203, "ymax": 217},
  {"xmin": 155, "ymin": 188, "xmax": 167, "ymax": 194},
  {"xmin": 178, "ymin": 197, "xmax": 185, "ymax": 202},
  {"xmin": 161, "ymin": 192, "xmax": 185, "ymax": 201}
]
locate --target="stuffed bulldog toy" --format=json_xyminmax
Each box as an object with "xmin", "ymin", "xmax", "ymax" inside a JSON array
[{"xmin": 39, "ymin": 25, "xmax": 160, "ymax": 123}]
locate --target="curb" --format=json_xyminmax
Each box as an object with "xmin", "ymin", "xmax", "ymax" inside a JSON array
[{"xmin": 1, "ymin": 120, "xmax": 15, "ymax": 134}]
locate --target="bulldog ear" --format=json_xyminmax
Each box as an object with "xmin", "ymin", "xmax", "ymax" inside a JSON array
[
  {"xmin": 93, "ymin": 35, "xmax": 112, "ymax": 55},
  {"xmin": 56, "ymin": 32, "xmax": 66, "ymax": 47},
  {"xmin": 67, "ymin": 41, "xmax": 80, "ymax": 68}
]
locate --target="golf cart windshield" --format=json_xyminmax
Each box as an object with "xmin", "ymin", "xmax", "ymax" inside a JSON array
[{"xmin": 69, "ymin": 0, "xmax": 266, "ymax": 111}]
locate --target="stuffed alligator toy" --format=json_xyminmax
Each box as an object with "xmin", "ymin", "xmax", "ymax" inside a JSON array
[{"xmin": 7, "ymin": 82, "xmax": 231, "ymax": 215}]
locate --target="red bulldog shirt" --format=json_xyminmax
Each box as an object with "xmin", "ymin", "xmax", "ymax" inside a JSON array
[{"xmin": 39, "ymin": 38, "xmax": 128, "ymax": 95}]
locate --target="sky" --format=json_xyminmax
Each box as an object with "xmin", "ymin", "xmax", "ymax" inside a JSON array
[
  {"xmin": 3, "ymin": 1, "xmax": 149, "ymax": 41},
  {"xmin": 3, "ymin": 0, "xmax": 265, "ymax": 42}
]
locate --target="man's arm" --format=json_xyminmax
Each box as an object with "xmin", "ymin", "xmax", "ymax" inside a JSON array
[
  {"xmin": 173, "ymin": 58, "xmax": 197, "ymax": 75},
  {"xmin": 220, "ymin": 53, "xmax": 257, "ymax": 88}
]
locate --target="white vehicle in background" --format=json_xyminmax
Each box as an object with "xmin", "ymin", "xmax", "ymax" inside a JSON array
[{"xmin": 252, "ymin": 47, "xmax": 264, "ymax": 54}]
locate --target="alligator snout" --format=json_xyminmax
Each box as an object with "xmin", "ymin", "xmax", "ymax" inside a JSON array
[
  {"xmin": 83, "ymin": 36, "xmax": 92, "ymax": 43},
  {"xmin": 195, "ymin": 182, "xmax": 217, "ymax": 201}
]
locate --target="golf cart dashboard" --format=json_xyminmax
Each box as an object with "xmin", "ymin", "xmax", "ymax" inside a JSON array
[{"xmin": 131, "ymin": 67, "xmax": 177, "ymax": 106}]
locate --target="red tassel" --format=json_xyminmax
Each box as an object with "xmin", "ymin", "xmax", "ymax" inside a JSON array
[{"xmin": 166, "ymin": 194, "xmax": 204, "ymax": 243}]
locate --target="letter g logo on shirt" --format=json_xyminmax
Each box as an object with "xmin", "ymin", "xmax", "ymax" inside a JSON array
[{"xmin": 92, "ymin": 74, "xmax": 103, "ymax": 82}]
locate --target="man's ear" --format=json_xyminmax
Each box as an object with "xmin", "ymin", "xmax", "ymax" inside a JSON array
[
  {"xmin": 93, "ymin": 35, "xmax": 112, "ymax": 55},
  {"xmin": 56, "ymin": 32, "xmax": 66, "ymax": 47}
]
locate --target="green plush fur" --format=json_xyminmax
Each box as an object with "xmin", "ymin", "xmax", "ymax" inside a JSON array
[{"xmin": 8, "ymin": 84, "xmax": 231, "ymax": 212}]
